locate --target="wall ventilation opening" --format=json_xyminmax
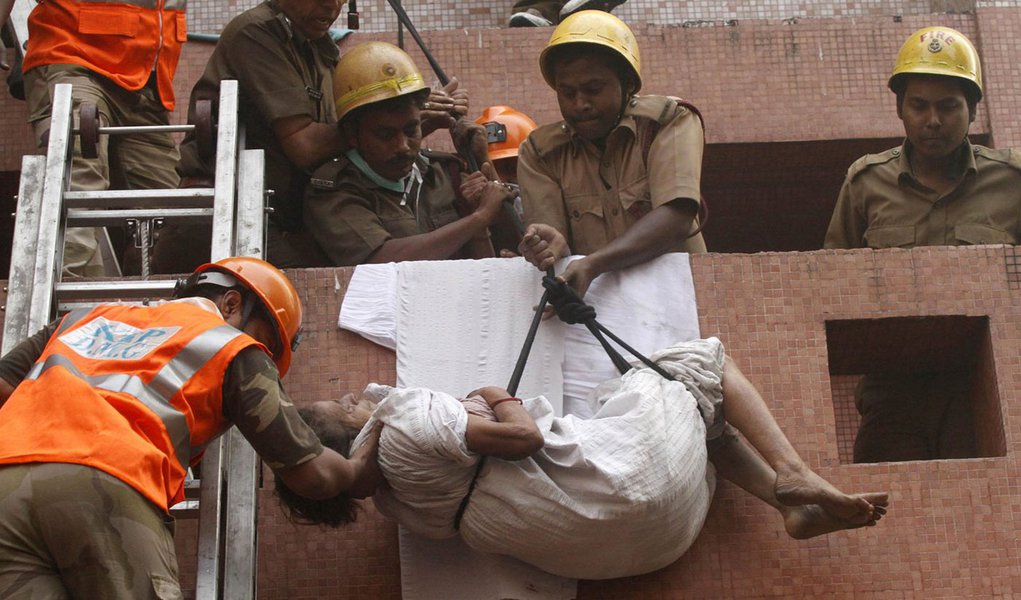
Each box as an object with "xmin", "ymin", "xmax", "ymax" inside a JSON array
[{"xmin": 825, "ymin": 315, "xmax": 1004, "ymax": 464}]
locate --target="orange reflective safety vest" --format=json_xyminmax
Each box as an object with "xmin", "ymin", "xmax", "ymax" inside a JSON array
[
  {"xmin": 0, "ymin": 301, "xmax": 264, "ymax": 512},
  {"xmin": 22, "ymin": 0, "xmax": 188, "ymax": 110}
]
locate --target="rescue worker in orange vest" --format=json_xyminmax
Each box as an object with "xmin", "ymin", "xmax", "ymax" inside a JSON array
[
  {"xmin": 0, "ymin": 257, "xmax": 381, "ymax": 599},
  {"xmin": 20, "ymin": 0, "xmax": 187, "ymax": 277},
  {"xmin": 516, "ymin": 11, "xmax": 707, "ymax": 298}
]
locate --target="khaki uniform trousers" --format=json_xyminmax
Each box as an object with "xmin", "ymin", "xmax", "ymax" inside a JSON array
[
  {"xmin": 0, "ymin": 463, "xmax": 183, "ymax": 600},
  {"xmin": 24, "ymin": 65, "xmax": 181, "ymax": 277}
]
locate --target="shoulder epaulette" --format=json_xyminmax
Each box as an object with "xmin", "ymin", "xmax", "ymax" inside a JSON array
[
  {"xmin": 525, "ymin": 121, "xmax": 573, "ymax": 159},
  {"xmin": 308, "ymin": 156, "xmax": 351, "ymax": 190},
  {"xmin": 626, "ymin": 95, "xmax": 683, "ymax": 124},
  {"xmin": 973, "ymin": 145, "xmax": 1021, "ymax": 173},
  {"xmin": 846, "ymin": 147, "xmax": 900, "ymax": 181}
]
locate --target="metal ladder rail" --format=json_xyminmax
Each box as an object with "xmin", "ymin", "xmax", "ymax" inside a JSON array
[
  {"xmin": 194, "ymin": 80, "xmax": 265, "ymax": 600},
  {"xmin": 2, "ymin": 80, "xmax": 265, "ymax": 599}
]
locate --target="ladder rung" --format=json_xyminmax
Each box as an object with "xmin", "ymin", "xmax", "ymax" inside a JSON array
[
  {"xmin": 73, "ymin": 124, "xmax": 196, "ymax": 136},
  {"xmin": 64, "ymin": 188, "xmax": 215, "ymax": 208},
  {"xmin": 66, "ymin": 207, "xmax": 213, "ymax": 227},
  {"xmin": 170, "ymin": 500, "xmax": 201, "ymax": 519},
  {"xmin": 184, "ymin": 478, "xmax": 203, "ymax": 499},
  {"xmin": 54, "ymin": 279, "xmax": 178, "ymax": 300}
]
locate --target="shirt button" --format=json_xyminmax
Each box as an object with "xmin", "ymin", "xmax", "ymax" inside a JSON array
[
  {"xmin": 572, "ymin": 210, "xmax": 580, "ymax": 218},
  {"xmin": 892, "ymin": 149, "xmax": 900, "ymax": 156}
]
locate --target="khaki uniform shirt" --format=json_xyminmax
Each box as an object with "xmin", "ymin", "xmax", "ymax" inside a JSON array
[
  {"xmin": 825, "ymin": 140, "xmax": 1021, "ymax": 249},
  {"xmin": 177, "ymin": 0, "xmax": 339, "ymax": 232},
  {"xmin": 303, "ymin": 151, "xmax": 464, "ymax": 266},
  {"xmin": 518, "ymin": 95, "xmax": 707, "ymax": 256}
]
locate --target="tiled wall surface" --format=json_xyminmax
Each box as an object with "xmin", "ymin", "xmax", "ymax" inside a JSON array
[
  {"xmin": 182, "ymin": 0, "xmax": 985, "ymax": 35},
  {"xmin": 2, "ymin": 3, "xmax": 1021, "ymax": 597},
  {"xmin": 160, "ymin": 244, "xmax": 1021, "ymax": 598},
  {"xmin": 4, "ymin": 8, "xmax": 1020, "ymax": 172}
]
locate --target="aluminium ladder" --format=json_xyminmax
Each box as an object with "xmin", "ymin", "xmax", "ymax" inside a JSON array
[{"xmin": 3, "ymin": 80, "xmax": 266, "ymax": 600}]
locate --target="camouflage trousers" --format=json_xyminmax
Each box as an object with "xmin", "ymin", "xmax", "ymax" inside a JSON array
[{"xmin": 0, "ymin": 463, "xmax": 183, "ymax": 600}]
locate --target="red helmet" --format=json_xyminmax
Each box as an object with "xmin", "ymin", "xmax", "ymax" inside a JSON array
[
  {"xmin": 190, "ymin": 257, "xmax": 303, "ymax": 377},
  {"xmin": 475, "ymin": 106, "xmax": 538, "ymax": 162}
]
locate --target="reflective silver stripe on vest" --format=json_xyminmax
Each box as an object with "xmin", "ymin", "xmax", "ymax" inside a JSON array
[
  {"xmin": 55, "ymin": 307, "xmax": 95, "ymax": 336},
  {"xmin": 28, "ymin": 324, "xmax": 242, "ymax": 472}
]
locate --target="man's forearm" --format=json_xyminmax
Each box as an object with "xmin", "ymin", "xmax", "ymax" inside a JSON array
[
  {"xmin": 582, "ymin": 199, "xmax": 698, "ymax": 278},
  {"xmin": 276, "ymin": 118, "xmax": 348, "ymax": 171},
  {"xmin": 368, "ymin": 212, "xmax": 493, "ymax": 263}
]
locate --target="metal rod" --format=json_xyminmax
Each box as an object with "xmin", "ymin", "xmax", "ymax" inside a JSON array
[{"xmin": 385, "ymin": 0, "xmax": 448, "ymax": 85}]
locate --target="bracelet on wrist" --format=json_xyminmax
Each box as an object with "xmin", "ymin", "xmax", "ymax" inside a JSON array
[{"xmin": 489, "ymin": 397, "xmax": 522, "ymax": 409}]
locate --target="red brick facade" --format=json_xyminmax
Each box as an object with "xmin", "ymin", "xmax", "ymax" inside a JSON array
[{"xmin": 2, "ymin": 5, "xmax": 1020, "ymax": 598}]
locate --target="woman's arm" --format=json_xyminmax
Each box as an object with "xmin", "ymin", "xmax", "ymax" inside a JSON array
[{"xmin": 464, "ymin": 386, "xmax": 544, "ymax": 460}]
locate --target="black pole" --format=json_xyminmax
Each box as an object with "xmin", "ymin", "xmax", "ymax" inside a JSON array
[{"xmin": 385, "ymin": 0, "xmax": 449, "ymax": 85}]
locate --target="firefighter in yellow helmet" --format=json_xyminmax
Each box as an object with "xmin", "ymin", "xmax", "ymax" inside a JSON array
[
  {"xmin": 825, "ymin": 27, "xmax": 1021, "ymax": 464},
  {"xmin": 516, "ymin": 11, "xmax": 708, "ymax": 298},
  {"xmin": 302, "ymin": 41, "xmax": 514, "ymax": 266},
  {"xmin": 0, "ymin": 257, "xmax": 380, "ymax": 597}
]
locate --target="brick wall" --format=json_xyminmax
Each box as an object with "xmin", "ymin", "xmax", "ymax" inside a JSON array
[{"xmin": 160, "ymin": 244, "xmax": 1021, "ymax": 598}]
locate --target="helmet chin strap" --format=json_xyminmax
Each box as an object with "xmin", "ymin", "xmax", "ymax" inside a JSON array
[{"xmin": 238, "ymin": 293, "xmax": 258, "ymax": 331}]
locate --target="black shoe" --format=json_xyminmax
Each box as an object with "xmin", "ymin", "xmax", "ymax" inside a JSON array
[
  {"xmin": 509, "ymin": 9, "xmax": 554, "ymax": 27},
  {"xmin": 560, "ymin": 0, "xmax": 627, "ymax": 19}
]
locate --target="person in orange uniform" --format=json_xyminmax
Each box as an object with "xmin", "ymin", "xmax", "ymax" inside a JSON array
[
  {"xmin": 20, "ymin": 0, "xmax": 188, "ymax": 276},
  {"xmin": 516, "ymin": 11, "xmax": 707, "ymax": 298},
  {"xmin": 0, "ymin": 257, "xmax": 380, "ymax": 599}
]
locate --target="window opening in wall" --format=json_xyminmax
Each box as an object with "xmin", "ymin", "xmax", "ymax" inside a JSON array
[
  {"xmin": 701, "ymin": 134, "xmax": 990, "ymax": 254},
  {"xmin": 825, "ymin": 315, "xmax": 1004, "ymax": 464}
]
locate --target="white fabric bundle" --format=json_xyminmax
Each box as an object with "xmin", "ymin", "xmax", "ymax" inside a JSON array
[{"xmin": 353, "ymin": 338, "xmax": 723, "ymax": 580}]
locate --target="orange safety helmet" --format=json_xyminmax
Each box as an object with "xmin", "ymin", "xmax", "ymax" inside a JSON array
[
  {"xmin": 187, "ymin": 257, "xmax": 304, "ymax": 377},
  {"xmin": 475, "ymin": 106, "xmax": 538, "ymax": 162},
  {"xmin": 889, "ymin": 26, "xmax": 982, "ymax": 101}
]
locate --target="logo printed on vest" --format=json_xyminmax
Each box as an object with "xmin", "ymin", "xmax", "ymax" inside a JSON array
[{"xmin": 59, "ymin": 317, "xmax": 181, "ymax": 361}]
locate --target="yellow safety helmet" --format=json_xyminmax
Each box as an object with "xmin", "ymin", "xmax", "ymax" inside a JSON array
[
  {"xmin": 333, "ymin": 41, "xmax": 430, "ymax": 121},
  {"xmin": 185, "ymin": 257, "xmax": 304, "ymax": 377},
  {"xmin": 889, "ymin": 26, "xmax": 982, "ymax": 101},
  {"xmin": 539, "ymin": 10, "xmax": 642, "ymax": 92},
  {"xmin": 475, "ymin": 106, "xmax": 538, "ymax": 161}
]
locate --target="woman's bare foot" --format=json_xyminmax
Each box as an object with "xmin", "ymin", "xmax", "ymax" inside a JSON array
[
  {"xmin": 774, "ymin": 467, "xmax": 875, "ymax": 521},
  {"xmin": 783, "ymin": 492, "xmax": 889, "ymax": 539}
]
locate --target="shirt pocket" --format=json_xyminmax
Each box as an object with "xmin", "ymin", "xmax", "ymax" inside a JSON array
[
  {"xmin": 77, "ymin": 5, "xmax": 140, "ymax": 37},
  {"xmin": 563, "ymin": 193, "xmax": 608, "ymax": 251},
  {"xmin": 863, "ymin": 225, "xmax": 915, "ymax": 249},
  {"xmin": 618, "ymin": 175, "xmax": 652, "ymax": 220},
  {"xmin": 954, "ymin": 223, "xmax": 1016, "ymax": 245}
]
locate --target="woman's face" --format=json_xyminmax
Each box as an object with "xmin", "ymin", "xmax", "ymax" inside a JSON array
[{"xmin": 310, "ymin": 393, "xmax": 376, "ymax": 432}]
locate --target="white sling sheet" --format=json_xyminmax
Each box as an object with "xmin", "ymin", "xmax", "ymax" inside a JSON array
[
  {"xmin": 339, "ymin": 254, "xmax": 702, "ymax": 597},
  {"xmin": 353, "ymin": 338, "xmax": 721, "ymax": 580}
]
